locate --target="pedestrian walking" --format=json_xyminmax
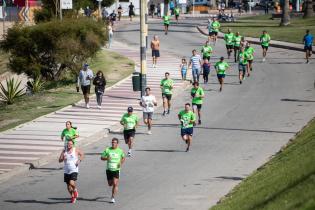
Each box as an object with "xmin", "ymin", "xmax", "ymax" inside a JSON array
[
  {"xmin": 128, "ymin": 2, "xmax": 135, "ymax": 21},
  {"xmin": 224, "ymin": 28, "xmax": 234, "ymax": 59},
  {"xmin": 151, "ymin": 35, "xmax": 160, "ymax": 68},
  {"xmin": 101, "ymin": 137, "xmax": 125, "ymax": 204},
  {"xmin": 260, "ymin": 30, "xmax": 271, "ymax": 62},
  {"xmin": 178, "ymin": 103, "xmax": 196, "ymax": 152},
  {"xmin": 93, "ymin": 71, "xmax": 106, "ymax": 109},
  {"xmin": 214, "ymin": 57, "xmax": 230, "ymax": 92},
  {"xmin": 303, "ymin": 29, "xmax": 313, "ymax": 64},
  {"xmin": 77, "ymin": 63, "xmax": 94, "ymax": 109},
  {"xmin": 202, "ymin": 59, "xmax": 211, "ymax": 84},
  {"xmin": 157, "ymin": 3, "xmax": 161, "ymax": 17},
  {"xmin": 163, "ymin": 12, "xmax": 171, "ymax": 35},
  {"xmin": 61, "ymin": 121, "xmax": 79, "ymax": 149},
  {"xmin": 180, "ymin": 58, "xmax": 188, "ymax": 80},
  {"xmin": 150, "ymin": 3, "xmax": 155, "ymax": 18},
  {"xmin": 233, "ymin": 32, "xmax": 242, "ymax": 62},
  {"xmin": 140, "ymin": 87, "xmax": 157, "ymax": 135},
  {"xmin": 191, "ymin": 81, "xmax": 204, "ymax": 125},
  {"xmin": 120, "ymin": 107, "xmax": 139, "ymax": 157},
  {"xmin": 107, "ymin": 22, "xmax": 114, "ymax": 48},
  {"xmin": 160, "ymin": 72, "xmax": 174, "ymax": 116},
  {"xmin": 201, "ymin": 40, "xmax": 213, "ymax": 61},
  {"xmin": 189, "ymin": 49, "xmax": 202, "ymax": 83},
  {"xmin": 59, "ymin": 140, "xmax": 84, "ymax": 204}
]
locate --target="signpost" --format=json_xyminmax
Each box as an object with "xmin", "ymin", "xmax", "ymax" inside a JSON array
[{"xmin": 60, "ymin": 0, "xmax": 73, "ymax": 20}]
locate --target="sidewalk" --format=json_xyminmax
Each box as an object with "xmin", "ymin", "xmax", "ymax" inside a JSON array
[{"xmin": 0, "ymin": 41, "xmax": 187, "ymax": 183}]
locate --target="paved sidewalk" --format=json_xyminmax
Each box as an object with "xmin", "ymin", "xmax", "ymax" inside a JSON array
[{"xmin": 0, "ymin": 41, "xmax": 187, "ymax": 183}]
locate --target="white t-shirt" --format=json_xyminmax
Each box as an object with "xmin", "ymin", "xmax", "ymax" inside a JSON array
[{"xmin": 141, "ymin": 95, "xmax": 157, "ymax": 113}]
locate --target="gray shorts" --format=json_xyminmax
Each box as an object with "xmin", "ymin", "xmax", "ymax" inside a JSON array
[{"xmin": 143, "ymin": 112, "xmax": 153, "ymax": 120}]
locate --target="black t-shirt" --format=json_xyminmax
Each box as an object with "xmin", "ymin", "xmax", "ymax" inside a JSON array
[{"xmin": 129, "ymin": 4, "xmax": 134, "ymax": 11}]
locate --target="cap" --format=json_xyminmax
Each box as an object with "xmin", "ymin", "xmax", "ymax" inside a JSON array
[
  {"xmin": 127, "ymin": 106, "xmax": 133, "ymax": 112},
  {"xmin": 83, "ymin": 63, "xmax": 89, "ymax": 67},
  {"xmin": 220, "ymin": 56, "xmax": 224, "ymax": 60}
]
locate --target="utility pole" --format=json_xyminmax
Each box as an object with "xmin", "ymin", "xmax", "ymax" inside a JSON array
[
  {"xmin": 140, "ymin": 0, "xmax": 147, "ymax": 96},
  {"xmin": 60, "ymin": 0, "xmax": 63, "ymax": 20}
]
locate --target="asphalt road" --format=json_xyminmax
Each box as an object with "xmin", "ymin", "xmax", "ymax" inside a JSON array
[{"xmin": 0, "ymin": 18, "xmax": 314, "ymax": 210}]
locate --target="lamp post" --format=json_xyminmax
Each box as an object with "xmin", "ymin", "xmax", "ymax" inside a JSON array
[{"xmin": 140, "ymin": 0, "xmax": 148, "ymax": 96}]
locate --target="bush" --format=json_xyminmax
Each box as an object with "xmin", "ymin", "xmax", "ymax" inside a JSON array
[
  {"xmin": 34, "ymin": 8, "xmax": 53, "ymax": 23},
  {"xmin": 0, "ymin": 18, "xmax": 107, "ymax": 81},
  {"xmin": 0, "ymin": 78, "xmax": 25, "ymax": 105}
]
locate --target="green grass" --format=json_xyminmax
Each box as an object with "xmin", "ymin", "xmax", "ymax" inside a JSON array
[
  {"xmin": 0, "ymin": 50, "xmax": 134, "ymax": 132},
  {"xmin": 210, "ymin": 118, "xmax": 315, "ymax": 210},
  {"xmin": 220, "ymin": 15, "xmax": 315, "ymax": 43}
]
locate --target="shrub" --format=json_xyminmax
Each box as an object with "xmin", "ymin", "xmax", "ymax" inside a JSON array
[
  {"xmin": 0, "ymin": 78, "xmax": 25, "ymax": 105},
  {"xmin": 30, "ymin": 76, "xmax": 45, "ymax": 93}
]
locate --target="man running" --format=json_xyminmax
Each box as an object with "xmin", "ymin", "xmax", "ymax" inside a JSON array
[
  {"xmin": 77, "ymin": 63, "xmax": 94, "ymax": 109},
  {"xmin": 59, "ymin": 140, "xmax": 84, "ymax": 204},
  {"xmin": 214, "ymin": 57, "xmax": 230, "ymax": 92},
  {"xmin": 303, "ymin": 29, "xmax": 313, "ymax": 64},
  {"xmin": 174, "ymin": 5, "xmax": 180, "ymax": 24},
  {"xmin": 151, "ymin": 35, "xmax": 160, "ymax": 68},
  {"xmin": 140, "ymin": 87, "xmax": 157, "ymax": 134},
  {"xmin": 211, "ymin": 18, "xmax": 220, "ymax": 45},
  {"xmin": 233, "ymin": 32, "xmax": 242, "ymax": 62},
  {"xmin": 120, "ymin": 106, "xmax": 139, "ymax": 157},
  {"xmin": 128, "ymin": 2, "xmax": 135, "ymax": 21},
  {"xmin": 163, "ymin": 12, "xmax": 170, "ymax": 35},
  {"xmin": 201, "ymin": 40, "xmax": 213, "ymax": 61},
  {"xmin": 260, "ymin": 30, "xmax": 271, "ymax": 62},
  {"xmin": 238, "ymin": 47, "xmax": 249, "ymax": 84},
  {"xmin": 178, "ymin": 103, "xmax": 196, "ymax": 152},
  {"xmin": 191, "ymin": 82, "xmax": 204, "ymax": 125},
  {"xmin": 160, "ymin": 72, "xmax": 174, "ymax": 116},
  {"xmin": 245, "ymin": 42, "xmax": 255, "ymax": 71},
  {"xmin": 224, "ymin": 28, "xmax": 234, "ymax": 59},
  {"xmin": 189, "ymin": 49, "xmax": 202, "ymax": 83},
  {"xmin": 101, "ymin": 137, "xmax": 125, "ymax": 204}
]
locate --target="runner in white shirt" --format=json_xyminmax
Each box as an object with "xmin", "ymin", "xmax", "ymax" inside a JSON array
[{"xmin": 140, "ymin": 87, "xmax": 157, "ymax": 134}]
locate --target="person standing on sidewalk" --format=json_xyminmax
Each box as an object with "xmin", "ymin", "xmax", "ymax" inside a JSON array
[
  {"xmin": 107, "ymin": 22, "xmax": 114, "ymax": 48},
  {"xmin": 93, "ymin": 71, "xmax": 106, "ymax": 109},
  {"xmin": 128, "ymin": 2, "xmax": 135, "ymax": 21},
  {"xmin": 174, "ymin": 5, "xmax": 180, "ymax": 24},
  {"xmin": 214, "ymin": 57, "xmax": 230, "ymax": 92},
  {"xmin": 178, "ymin": 103, "xmax": 196, "ymax": 152},
  {"xmin": 191, "ymin": 82, "xmax": 204, "ymax": 125},
  {"xmin": 151, "ymin": 35, "xmax": 160, "ymax": 68},
  {"xmin": 211, "ymin": 18, "xmax": 220, "ymax": 45},
  {"xmin": 160, "ymin": 72, "xmax": 174, "ymax": 116},
  {"xmin": 201, "ymin": 40, "xmax": 213, "ymax": 61},
  {"xmin": 245, "ymin": 42, "xmax": 255, "ymax": 71},
  {"xmin": 163, "ymin": 12, "xmax": 171, "ymax": 35},
  {"xmin": 224, "ymin": 28, "xmax": 235, "ymax": 59},
  {"xmin": 303, "ymin": 29, "xmax": 313, "ymax": 64},
  {"xmin": 260, "ymin": 30, "xmax": 271, "ymax": 62},
  {"xmin": 61, "ymin": 121, "xmax": 79, "ymax": 149},
  {"xmin": 101, "ymin": 137, "xmax": 125, "ymax": 204},
  {"xmin": 120, "ymin": 107, "xmax": 139, "ymax": 157},
  {"xmin": 59, "ymin": 140, "xmax": 84, "ymax": 204},
  {"xmin": 140, "ymin": 87, "xmax": 157, "ymax": 134},
  {"xmin": 77, "ymin": 63, "xmax": 94, "ymax": 109},
  {"xmin": 189, "ymin": 49, "xmax": 202, "ymax": 83},
  {"xmin": 233, "ymin": 32, "xmax": 242, "ymax": 62}
]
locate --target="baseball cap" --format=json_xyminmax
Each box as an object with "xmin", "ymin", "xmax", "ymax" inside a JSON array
[
  {"xmin": 127, "ymin": 106, "xmax": 133, "ymax": 112},
  {"xmin": 83, "ymin": 63, "xmax": 89, "ymax": 67}
]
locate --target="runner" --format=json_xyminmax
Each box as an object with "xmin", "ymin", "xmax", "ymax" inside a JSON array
[
  {"xmin": 77, "ymin": 63, "xmax": 94, "ymax": 109},
  {"xmin": 180, "ymin": 58, "xmax": 188, "ymax": 80},
  {"xmin": 151, "ymin": 35, "xmax": 160, "ymax": 68},
  {"xmin": 303, "ymin": 29, "xmax": 313, "ymax": 64},
  {"xmin": 214, "ymin": 56, "xmax": 230, "ymax": 92},
  {"xmin": 260, "ymin": 30, "xmax": 271, "ymax": 62},
  {"xmin": 201, "ymin": 40, "xmax": 213, "ymax": 61},
  {"xmin": 245, "ymin": 42, "xmax": 255, "ymax": 71},
  {"xmin": 224, "ymin": 28, "xmax": 234, "ymax": 59},
  {"xmin": 128, "ymin": 2, "xmax": 135, "ymax": 21},
  {"xmin": 189, "ymin": 49, "xmax": 202, "ymax": 83},
  {"xmin": 61, "ymin": 121, "xmax": 79, "ymax": 149},
  {"xmin": 207, "ymin": 19, "xmax": 213, "ymax": 43},
  {"xmin": 59, "ymin": 140, "xmax": 84, "ymax": 204},
  {"xmin": 117, "ymin": 4, "xmax": 123, "ymax": 21},
  {"xmin": 211, "ymin": 18, "xmax": 220, "ymax": 45},
  {"xmin": 233, "ymin": 31, "xmax": 242, "ymax": 62},
  {"xmin": 120, "ymin": 107, "xmax": 139, "ymax": 157},
  {"xmin": 174, "ymin": 5, "xmax": 180, "ymax": 24},
  {"xmin": 238, "ymin": 47, "xmax": 249, "ymax": 84},
  {"xmin": 191, "ymin": 81, "xmax": 204, "ymax": 125},
  {"xmin": 163, "ymin": 12, "xmax": 171, "ymax": 35},
  {"xmin": 160, "ymin": 72, "xmax": 174, "ymax": 116},
  {"xmin": 101, "ymin": 137, "xmax": 125, "ymax": 204},
  {"xmin": 140, "ymin": 87, "xmax": 157, "ymax": 134},
  {"xmin": 202, "ymin": 59, "xmax": 211, "ymax": 84},
  {"xmin": 178, "ymin": 103, "xmax": 196, "ymax": 152}
]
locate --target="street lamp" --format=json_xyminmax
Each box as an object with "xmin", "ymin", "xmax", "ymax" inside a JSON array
[{"xmin": 140, "ymin": 0, "xmax": 148, "ymax": 96}]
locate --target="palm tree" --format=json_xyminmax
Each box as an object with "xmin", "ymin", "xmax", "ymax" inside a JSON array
[
  {"xmin": 304, "ymin": 0, "xmax": 314, "ymax": 18},
  {"xmin": 280, "ymin": 0, "xmax": 290, "ymax": 26}
]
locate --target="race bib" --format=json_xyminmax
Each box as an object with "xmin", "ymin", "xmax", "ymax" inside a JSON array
[{"xmin": 108, "ymin": 162, "xmax": 119, "ymax": 170}]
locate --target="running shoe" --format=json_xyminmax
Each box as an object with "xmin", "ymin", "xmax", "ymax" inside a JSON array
[
  {"xmin": 167, "ymin": 110, "xmax": 170, "ymax": 114},
  {"xmin": 86, "ymin": 103, "xmax": 90, "ymax": 109},
  {"xmin": 71, "ymin": 197, "xmax": 76, "ymax": 203},
  {"xmin": 162, "ymin": 111, "xmax": 166, "ymax": 116},
  {"xmin": 240, "ymin": 80, "xmax": 242, "ymax": 84},
  {"xmin": 198, "ymin": 120, "xmax": 201, "ymax": 125},
  {"xmin": 127, "ymin": 151, "xmax": 132, "ymax": 157},
  {"xmin": 73, "ymin": 190, "xmax": 79, "ymax": 199},
  {"xmin": 110, "ymin": 197, "xmax": 115, "ymax": 203},
  {"xmin": 262, "ymin": 58, "xmax": 266, "ymax": 62},
  {"xmin": 147, "ymin": 130, "xmax": 152, "ymax": 135},
  {"xmin": 186, "ymin": 147, "xmax": 189, "ymax": 152}
]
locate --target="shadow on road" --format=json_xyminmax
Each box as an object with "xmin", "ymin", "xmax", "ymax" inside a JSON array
[
  {"xmin": 215, "ymin": 176, "xmax": 244, "ymax": 181},
  {"xmin": 281, "ymin": 98, "xmax": 315, "ymax": 103},
  {"xmin": 135, "ymin": 149, "xmax": 185, "ymax": 153}
]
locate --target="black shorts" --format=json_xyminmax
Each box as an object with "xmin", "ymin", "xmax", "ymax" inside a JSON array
[
  {"xmin": 106, "ymin": 170, "xmax": 120, "ymax": 181},
  {"xmin": 304, "ymin": 45, "xmax": 312, "ymax": 51},
  {"xmin": 226, "ymin": 45, "xmax": 234, "ymax": 50},
  {"xmin": 175, "ymin": 15, "xmax": 179, "ymax": 19},
  {"xmin": 203, "ymin": 55, "xmax": 211, "ymax": 60},
  {"xmin": 64, "ymin": 172, "xmax": 78, "ymax": 184},
  {"xmin": 164, "ymin": 23, "xmax": 169, "ymax": 26},
  {"xmin": 123, "ymin": 129, "xmax": 135, "ymax": 143},
  {"xmin": 248, "ymin": 59, "xmax": 253, "ymax": 65},
  {"xmin": 261, "ymin": 45, "xmax": 269, "ymax": 51},
  {"xmin": 217, "ymin": 74, "xmax": 226, "ymax": 79},
  {"xmin": 192, "ymin": 103, "xmax": 202, "ymax": 110},
  {"xmin": 181, "ymin": 127, "xmax": 193, "ymax": 137},
  {"xmin": 234, "ymin": 46, "xmax": 240, "ymax": 50},
  {"xmin": 209, "ymin": 31, "xmax": 218, "ymax": 36},
  {"xmin": 81, "ymin": 85, "xmax": 90, "ymax": 95},
  {"xmin": 162, "ymin": 93, "xmax": 172, "ymax": 101},
  {"xmin": 152, "ymin": 50, "xmax": 160, "ymax": 57},
  {"xmin": 129, "ymin": 11, "xmax": 135, "ymax": 17}
]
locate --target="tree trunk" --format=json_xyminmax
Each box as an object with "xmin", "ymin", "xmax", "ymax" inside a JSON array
[
  {"xmin": 280, "ymin": 0, "xmax": 290, "ymax": 26},
  {"xmin": 304, "ymin": 0, "xmax": 315, "ymax": 18}
]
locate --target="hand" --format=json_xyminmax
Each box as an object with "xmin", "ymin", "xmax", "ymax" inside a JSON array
[{"xmin": 75, "ymin": 160, "xmax": 80, "ymax": 167}]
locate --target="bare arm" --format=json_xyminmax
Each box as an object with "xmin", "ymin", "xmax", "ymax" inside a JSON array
[{"xmin": 59, "ymin": 150, "xmax": 65, "ymax": 163}]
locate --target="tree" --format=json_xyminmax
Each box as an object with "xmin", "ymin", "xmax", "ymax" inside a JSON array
[
  {"xmin": 280, "ymin": 0, "xmax": 290, "ymax": 26},
  {"xmin": 304, "ymin": 0, "xmax": 314, "ymax": 18}
]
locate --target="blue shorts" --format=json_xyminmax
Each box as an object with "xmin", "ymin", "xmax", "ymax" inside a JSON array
[
  {"xmin": 217, "ymin": 74, "xmax": 225, "ymax": 79},
  {"xmin": 181, "ymin": 127, "xmax": 193, "ymax": 137},
  {"xmin": 239, "ymin": 64, "xmax": 247, "ymax": 72}
]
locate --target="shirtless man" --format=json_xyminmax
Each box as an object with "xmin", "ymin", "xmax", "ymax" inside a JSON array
[{"xmin": 151, "ymin": 35, "xmax": 160, "ymax": 68}]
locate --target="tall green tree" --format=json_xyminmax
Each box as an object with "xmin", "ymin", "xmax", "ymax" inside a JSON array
[{"xmin": 303, "ymin": 0, "xmax": 314, "ymax": 18}]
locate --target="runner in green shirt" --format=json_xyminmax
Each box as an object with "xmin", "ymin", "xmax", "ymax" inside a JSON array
[
  {"xmin": 61, "ymin": 121, "xmax": 79, "ymax": 148},
  {"xmin": 233, "ymin": 32, "xmax": 242, "ymax": 62},
  {"xmin": 211, "ymin": 18, "xmax": 220, "ymax": 45},
  {"xmin": 120, "ymin": 106, "xmax": 139, "ymax": 157},
  {"xmin": 101, "ymin": 137, "xmax": 126, "ymax": 204},
  {"xmin": 260, "ymin": 30, "xmax": 271, "ymax": 62},
  {"xmin": 174, "ymin": 6, "xmax": 180, "ymax": 24},
  {"xmin": 191, "ymin": 81, "xmax": 204, "ymax": 125},
  {"xmin": 224, "ymin": 28, "xmax": 234, "ymax": 59},
  {"xmin": 238, "ymin": 47, "xmax": 249, "ymax": 84},
  {"xmin": 214, "ymin": 57, "xmax": 230, "ymax": 92},
  {"xmin": 178, "ymin": 103, "xmax": 196, "ymax": 152},
  {"xmin": 163, "ymin": 12, "xmax": 171, "ymax": 35},
  {"xmin": 201, "ymin": 40, "xmax": 213, "ymax": 61},
  {"xmin": 245, "ymin": 42, "xmax": 255, "ymax": 72},
  {"xmin": 160, "ymin": 72, "xmax": 174, "ymax": 116}
]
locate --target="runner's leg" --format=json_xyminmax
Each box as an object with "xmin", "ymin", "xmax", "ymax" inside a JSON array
[{"xmin": 112, "ymin": 178, "xmax": 119, "ymax": 199}]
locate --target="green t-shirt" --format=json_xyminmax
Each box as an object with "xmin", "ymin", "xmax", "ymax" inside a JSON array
[
  {"xmin": 160, "ymin": 78, "xmax": 174, "ymax": 95},
  {"xmin": 239, "ymin": 51, "xmax": 249, "ymax": 65},
  {"xmin": 101, "ymin": 147, "xmax": 125, "ymax": 171},
  {"xmin": 163, "ymin": 15, "xmax": 170, "ymax": 24},
  {"xmin": 224, "ymin": 33, "xmax": 234, "ymax": 45},
  {"xmin": 61, "ymin": 128, "xmax": 78, "ymax": 145},
  {"xmin": 201, "ymin": 45, "xmax": 213, "ymax": 57},
  {"xmin": 245, "ymin": 47, "xmax": 255, "ymax": 60},
  {"xmin": 191, "ymin": 87, "xmax": 204, "ymax": 105},
  {"xmin": 211, "ymin": 21, "xmax": 220, "ymax": 32},
  {"xmin": 174, "ymin": 8, "xmax": 180, "ymax": 15},
  {"xmin": 260, "ymin": 34, "xmax": 271, "ymax": 46},
  {"xmin": 233, "ymin": 35, "xmax": 242, "ymax": 47},
  {"xmin": 178, "ymin": 110, "xmax": 196, "ymax": 128},
  {"xmin": 215, "ymin": 61, "xmax": 229, "ymax": 75},
  {"xmin": 121, "ymin": 113, "xmax": 139, "ymax": 130}
]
